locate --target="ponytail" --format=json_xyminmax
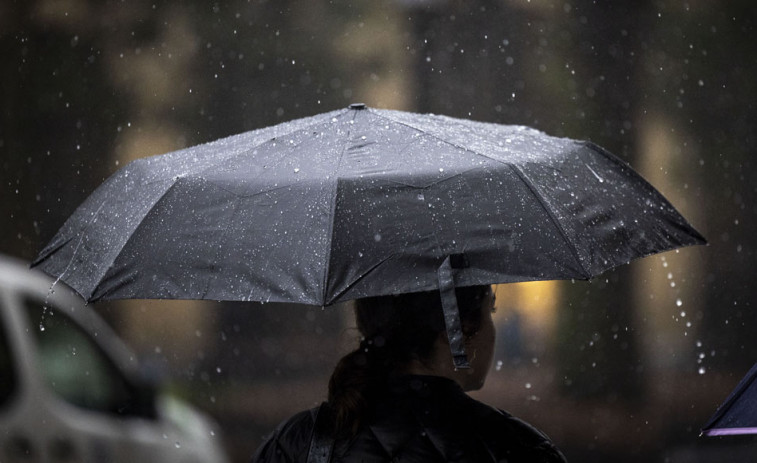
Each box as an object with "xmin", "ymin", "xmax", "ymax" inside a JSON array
[{"xmin": 327, "ymin": 339, "xmax": 386, "ymax": 436}]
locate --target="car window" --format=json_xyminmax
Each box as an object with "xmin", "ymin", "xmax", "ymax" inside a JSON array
[
  {"xmin": 0, "ymin": 306, "xmax": 18, "ymax": 408},
  {"xmin": 23, "ymin": 298, "xmax": 139, "ymax": 416}
]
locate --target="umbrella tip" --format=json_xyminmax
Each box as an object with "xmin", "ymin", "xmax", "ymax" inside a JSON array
[{"xmin": 348, "ymin": 103, "xmax": 367, "ymax": 110}]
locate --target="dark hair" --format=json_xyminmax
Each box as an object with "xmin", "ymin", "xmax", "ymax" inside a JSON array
[{"xmin": 327, "ymin": 285, "xmax": 490, "ymax": 436}]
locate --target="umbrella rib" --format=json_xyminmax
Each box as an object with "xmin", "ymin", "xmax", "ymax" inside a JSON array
[
  {"xmin": 370, "ymin": 110, "xmax": 506, "ymax": 165},
  {"xmin": 508, "ymin": 164, "xmax": 592, "ymax": 279},
  {"xmin": 88, "ymin": 178, "xmax": 181, "ymax": 301},
  {"xmin": 325, "ymin": 254, "xmax": 397, "ymax": 305},
  {"xmin": 581, "ymin": 141, "xmax": 707, "ymax": 245},
  {"xmin": 192, "ymin": 109, "xmax": 349, "ymax": 180},
  {"xmin": 44, "ymin": 201, "xmax": 107, "ymax": 301},
  {"xmin": 320, "ymin": 112, "xmax": 355, "ymax": 304}
]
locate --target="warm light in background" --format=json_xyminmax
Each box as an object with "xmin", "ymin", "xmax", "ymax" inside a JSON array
[{"xmin": 493, "ymin": 280, "xmax": 561, "ymax": 355}]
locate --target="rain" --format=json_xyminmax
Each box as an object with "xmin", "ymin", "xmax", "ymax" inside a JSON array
[{"xmin": 2, "ymin": 1, "xmax": 757, "ymax": 462}]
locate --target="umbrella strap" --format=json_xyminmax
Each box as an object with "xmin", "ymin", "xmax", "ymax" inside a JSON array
[{"xmin": 438, "ymin": 254, "xmax": 471, "ymax": 369}]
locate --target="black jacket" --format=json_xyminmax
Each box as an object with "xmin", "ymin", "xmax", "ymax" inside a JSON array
[{"xmin": 252, "ymin": 375, "xmax": 567, "ymax": 463}]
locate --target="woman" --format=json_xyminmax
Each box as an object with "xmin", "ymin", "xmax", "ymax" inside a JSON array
[{"xmin": 252, "ymin": 285, "xmax": 567, "ymax": 463}]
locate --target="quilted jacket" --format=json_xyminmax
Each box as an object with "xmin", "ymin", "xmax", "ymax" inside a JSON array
[{"xmin": 252, "ymin": 375, "xmax": 567, "ymax": 463}]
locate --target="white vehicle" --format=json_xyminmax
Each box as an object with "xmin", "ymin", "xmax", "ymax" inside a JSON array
[{"xmin": 0, "ymin": 254, "xmax": 229, "ymax": 463}]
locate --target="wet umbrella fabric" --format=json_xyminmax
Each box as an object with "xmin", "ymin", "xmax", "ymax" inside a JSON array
[
  {"xmin": 702, "ymin": 362, "xmax": 757, "ymax": 436},
  {"xmin": 33, "ymin": 104, "xmax": 705, "ymax": 307}
]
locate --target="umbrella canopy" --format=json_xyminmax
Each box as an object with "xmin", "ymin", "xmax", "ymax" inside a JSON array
[
  {"xmin": 33, "ymin": 104, "xmax": 705, "ymax": 306},
  {"xmin": 702, "ymin": 362, "xmax": 757, "ymax": 436}
]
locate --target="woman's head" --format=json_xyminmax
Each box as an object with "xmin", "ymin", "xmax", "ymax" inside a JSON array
[
  {"xmin": 328, "ymin": 285, "xmax": 495, "ymax": 435},
  {"xmin": 353, "ymin": 285, "xmax": 494, "ymax": 379}
]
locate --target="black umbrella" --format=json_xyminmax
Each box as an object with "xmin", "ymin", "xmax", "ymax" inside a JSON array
[
  {"xmin": 33, "ymin": 104, "xmax": 705, "ymax": 366},
  {"xmin": 702, "ymin": 362, "xmax": 757, "ymax": 436}
]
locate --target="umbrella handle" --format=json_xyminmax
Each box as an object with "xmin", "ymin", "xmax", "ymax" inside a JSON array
[{"xmin": 438, "ymin": 254, "xmax": 471, "ymax": 369}]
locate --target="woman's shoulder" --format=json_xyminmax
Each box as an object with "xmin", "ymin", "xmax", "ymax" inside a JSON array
[
  {"xmin": 389, "ymin": 376, "xmax": 566, "ymax": 461},
  {"xmin": 251, "ymin": 407, "xmax": 318, "ymax": 463},
  {"xmin": 467, "ymin": 401, "xmax": 567, "ymax": 463}
]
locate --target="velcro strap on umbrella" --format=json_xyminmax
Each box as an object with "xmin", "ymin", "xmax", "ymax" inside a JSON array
[{"xmin": 438, "ymin": 254, "xmax": 471, "ymax": 369}]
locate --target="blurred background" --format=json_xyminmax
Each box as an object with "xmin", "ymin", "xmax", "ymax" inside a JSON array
[{"xmin": 1, "ymin": 1, "xmax": 756, "ymax": 461}]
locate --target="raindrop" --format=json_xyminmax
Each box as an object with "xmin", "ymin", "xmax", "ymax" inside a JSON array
[
  {"xmin": 525, "ymin": 382, "xmax": 532, "ymax": 389},
  {"xmin": 698, "ymin": 367, "xmax": 706, "ymax": 375},
  {"xmin": 676, "ymin": 298, "xmax": 683, "ymax": 307},
  {"xmin": 294, "ymin": 167, "xmax": 300, "ymax": 173},
  {"xmin": 175, "ymin": 442, "xmax": 181, "ymax": 449},
  {"xmin": 586, "ymin": 165, "xmax": 605, "ymax": 183}
]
